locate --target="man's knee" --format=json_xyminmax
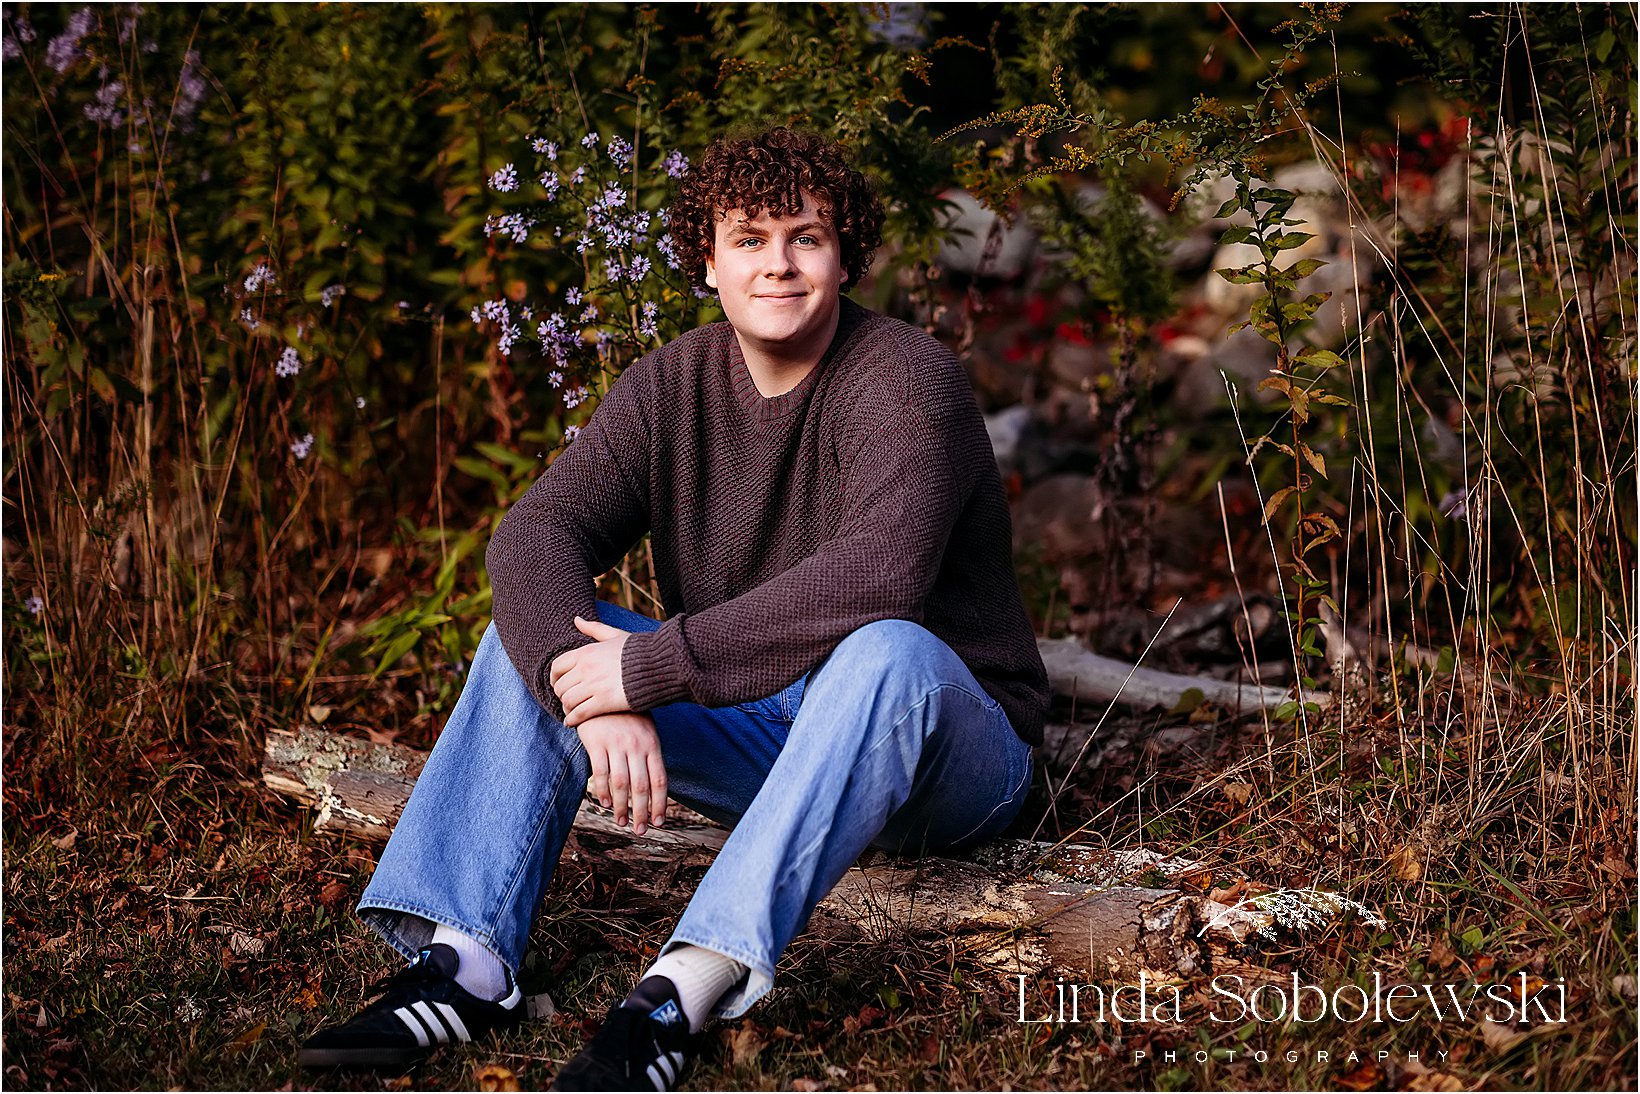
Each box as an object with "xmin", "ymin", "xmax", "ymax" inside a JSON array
[{"xmin": 820, "ymin": 618, "xmax": 964, "ymax": 703}]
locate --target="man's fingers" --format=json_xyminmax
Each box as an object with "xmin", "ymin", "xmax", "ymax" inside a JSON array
[
  {"xmin": 605, "ymin": 751, "xmax": 631, "ymax": 827},
  {"xmin": 629, "ymin": 764, "xmax": 651, "ymax": 836},
  {"xmin": 646, "ymin": 750, "xmax": 668, "ymax": 829},
  {"xmin": 585, "ymin": 741, "xmax": 611, "ymax": 809}
]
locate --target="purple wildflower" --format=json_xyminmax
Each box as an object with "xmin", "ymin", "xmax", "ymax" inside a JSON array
[
  {"xmin": 563, "ymin": 385, "xmax": 590, "ymax": 409},
  {"xmin": 539, "ymin": 172, "xmax": 560, "ymax": 200},
  {"xmin": 291, "ymin": 433, "xmax": 314, "ymax": 460},
  {"xmin": 244, "ymin": 263, "xmax": 275, "ymax": 293},
  {"xmin": 548, "ymin": 370, "xmax": 564, "ymax": 388},
  {"xmin": 239, "ymin": 307, "xmax": 258, "ymax": 329},
  {"xmin": 607, "ymin": 135, "xmax": 633, "ymax": 170},
  {"xmin": 320, "ymin": 284, "xmax": 345, "ymax": 307},
  {"xmin": 563, "ymin": 424, "xmax": 582, "ymax": 443},
  {"xmin": 489, "ymin": 164, "xmax": 518, "ymax": 193},
  {"xmin": 565, "ymin": 287, "xmax": 582, "ymax": 306},
  {"xmin": 355, "ymin": 396, "xmax": 366, "ymax": 409},
  {"xmin": 84, "ymin": 73, "xmax": 126, "ymax": 127},
  {"xmin": 175, "ymin": 51, "xmax": 207, "ymax": 125},
  {"xmin": 276, "ymin": 347, "xmax": 303, "ymax": 378},
  {"xmin": 46, "ymin": 7, "xmax": 93, "ymax": 73},
  {"xmin": 579, "ymin": 304, "xmax": 599, "ymax": 323},
  {"xmin": 24, "ymin": 594, "xmax": 44, "ymax": 615},
  {"xmin": 661, "ymin": 150, "xmax": 689, "ymax": 178},
  {"xmin": 580, "ymin": 131, "xmax": 599, "ymax": 149},
  {"xmin": 605, "ymin": 258, "xmax": 623, "ymax": 283},
  {"xmin": 626, "ymin": 255, "xmax": 651, "ymax": 283}
]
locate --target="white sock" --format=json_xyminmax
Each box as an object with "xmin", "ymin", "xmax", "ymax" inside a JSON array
[
  {"xmin": 431, "ymin": 923, "xmax": 509, "ymax": 1002},
  {"xmin": 640, "ymin": 944, "xmax": 747, "ymax": 1033}
]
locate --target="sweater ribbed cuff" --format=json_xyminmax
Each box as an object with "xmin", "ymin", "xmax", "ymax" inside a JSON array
[{"xmin": 621, "ymin": 626, "xmax": 691, "ymax": 711}]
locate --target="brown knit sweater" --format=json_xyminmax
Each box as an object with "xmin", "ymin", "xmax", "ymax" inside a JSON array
[{"xmin": 486, "ymin": 297, "xmax": 1049, "ymax": 746}]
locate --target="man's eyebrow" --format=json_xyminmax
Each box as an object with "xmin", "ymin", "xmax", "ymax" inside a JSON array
[{"xmin": 722, "ymin": 219, "xmax": 831, "ymax": 238}]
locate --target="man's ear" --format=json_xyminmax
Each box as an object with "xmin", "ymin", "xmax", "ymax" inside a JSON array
[{"xmin": 704, "ymin": 256, "xmax": 718, "ymax": 290}]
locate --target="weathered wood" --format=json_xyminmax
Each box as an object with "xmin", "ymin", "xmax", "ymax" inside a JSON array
[
  {"xmin": 1037, "ymin": 636, "xmax": 1326, "ymax": 713},
  {"xmin": 262, "ymin": 727, "xmax": 1268, "ymax": 981}
]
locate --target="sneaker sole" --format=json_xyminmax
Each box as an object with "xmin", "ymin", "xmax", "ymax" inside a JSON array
[{"xmin": 298, "ymin": 1044, "xmax": 430, "ymax": 1071}]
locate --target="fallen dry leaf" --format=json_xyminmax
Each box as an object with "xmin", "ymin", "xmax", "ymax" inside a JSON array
[
  {"xmin": 473, "ymin": 1063, "xmax": 520, "ymax": 1091},
  {"xmin": 790, "ymin": 1080, "xmax": 826, "ymax": 1092},
  {"xmin": 307, "ymin": 704, "xmax": 333, "ymax": 724},
  {"xmin": 1222, "ymin": 782, "xmax": 1254, "ymax": 807},
  {"xmin": 385, "ymin": 1075, "xmax": 414, "ymax": 1090},
  {"xmin": 1389, "ymin": 844, "xmax": 1423, "ymax": 881},
  {"xmin": 1334, "ymin": 1060, "xmax": 1385, "ymax": 1089},
  {"xmin": 1209, "ymin": 877, "xmax": 1248, "ymax": 904},
  {"xmin": 317, "ymin": 880, "xmax": 350, "ymax": 908},
  {"xmin": 51, "ymin": 830, "xmax": 78, "ymax": 851},
  {"xmin": 726, "ymin": 1021, "xmax": 766, "ymax": 1067},
  {"xmin": 1429, "ymin": 934, "xmax": 1458, "ymax": 970},
  {"xmin": 1479, "ymin": 1019, "xmax": 1551, "ymax": 1053},
  {"xmin": 1406, "ymin": 1071, "xmax": 1465, "ymax": 1091},
  {"xmin": 224, "ymin": 1021, "xmax": 266, "ymax": 1054}
]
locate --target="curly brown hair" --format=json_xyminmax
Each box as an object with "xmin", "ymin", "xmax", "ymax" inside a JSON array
[{"xmin": 671, "ymin": 127, "xmax": 885, "ymax": 289}]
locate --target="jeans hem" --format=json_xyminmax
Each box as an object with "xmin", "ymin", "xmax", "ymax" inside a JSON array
[
  {"xmin": 356, "ymin": 896, "xmax": 516, "ymax": 975},
  {"xmin": 657, "ymin": 934, "xmax": 775, "ymax": 1019}
]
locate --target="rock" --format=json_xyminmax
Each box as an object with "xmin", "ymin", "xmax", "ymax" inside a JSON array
[
  {"xmin": 1013, "ymin": 474, "xmax": 1109, "ymax": 563},
  {"xmin": 1045, "ymin": 338, "xmax": 1106, "ymax": 392},
  {"xmin": 935, "ymin": 189, "xmax": 1036, "ymax": 280},
  {"xmin": 984, "ymin": 405, "xmax": 1033, "ymax": 478},
  {"xmin": 1172, "ymin": 327, "xmax": 1279, "ymax": 417}
]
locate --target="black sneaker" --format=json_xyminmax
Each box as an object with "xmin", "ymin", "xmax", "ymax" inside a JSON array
[
  {"xmin": 299, "ymin": 943, "xmax": 523, "ymax": 1071},
  {"xmin": 552, "ymin": 976, "xmax": 694, "ymax": 1091}
]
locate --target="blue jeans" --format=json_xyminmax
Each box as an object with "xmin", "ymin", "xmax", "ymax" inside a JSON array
[{"xmin": 357, "ymin": 601, "xmax": 1033, "ymax": 1018}]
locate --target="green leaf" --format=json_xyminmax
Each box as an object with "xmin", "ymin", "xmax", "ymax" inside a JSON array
[
  {"xmin": 1213, "ymin": 196, "xmax": 1242, "ymax": 218},
  {"xmin": 371, "ymin": 630, "xmax": 421, "ymax": 679},
  {"xmin": 1272, "ymin": 231, "xmax": 1315, "ymax": 252},
  {"xmin": 1294, "ymin": 349, "xmax": 1346, "ymax": 370},
  {"xmin": 1288, "ymin": 258, "xmax": 1327, "ymax": 278},
  {"xmin": 1218, "ymin": 225, "xmax": 1257, "ymax": 246}
]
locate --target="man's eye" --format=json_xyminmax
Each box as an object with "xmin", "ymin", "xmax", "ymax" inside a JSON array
[
  {"xmin": 737, "ymin": 237, "xmax": 762, "ymax": 247},
  {"xmin": 795, "ymin": 235, "xmax": 817, "ymax": 245}
]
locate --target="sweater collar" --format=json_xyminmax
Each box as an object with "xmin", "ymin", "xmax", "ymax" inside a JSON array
[{"xmin": 727, "ymin": 296, "xmax": 868, "ymax": 422}]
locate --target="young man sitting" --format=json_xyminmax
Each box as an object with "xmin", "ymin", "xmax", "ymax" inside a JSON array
[{"xmin": 298, "ymin": 126, "xmax": 1048, "ymax": 1091}]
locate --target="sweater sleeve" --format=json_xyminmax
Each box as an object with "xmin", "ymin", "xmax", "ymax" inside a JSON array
[
  {"xmin": 486, "ymin": 365, "xmax": 651, "ymax": 720},
  {"xmin": 619, "ymin": 404, "xmax": 959, "ymax": 710}
]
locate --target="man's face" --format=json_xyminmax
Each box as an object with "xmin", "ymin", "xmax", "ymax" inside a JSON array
[{"xmin": 705, "ymin": 190, "xmax": 847, "ymax": 361}]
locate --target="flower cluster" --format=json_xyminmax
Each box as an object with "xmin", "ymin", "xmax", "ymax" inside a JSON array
[
  {"xmin": 290, "ymin": 433, "xmax": 314, "ymax": 460},
  {"xmin": 489, "ymin": 164, "xmax": 518, "ymax": 193},
  {"xmin": 244, "ymin": 263, "xmax": 276, "ymax": 293},
  {"xmin": 471, "ymin": 132, "xmax": 703, "ymax": 418},
  {"xmin": 25, "ymin": 594, "xmax": 44, "ymax": 616},
  {"xmin": 320, "ymin": 283, "xmax": 346, "ymax": 307},
  {"xmin": 45, "ymin": 7, "xmax": 93, "ymax": 73},
  {"xmin": 276, "ymin": 346, "xmax": 303, "ymax": 378},
  {"xmin": 2, "ymin": 13, "xmax": 37, "ymax": 60}
]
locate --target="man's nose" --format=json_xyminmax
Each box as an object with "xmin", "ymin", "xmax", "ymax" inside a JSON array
[{"xmin": 762, "ymin": 241, "xmax": 798, "ymax": 275}]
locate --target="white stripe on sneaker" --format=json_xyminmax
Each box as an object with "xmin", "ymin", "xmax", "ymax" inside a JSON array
[
  {"xmin": 394, "ymin": 1006, "xmax": 430, "ymax": 1048},
  {"xmin": 435, "ymin": 1002, "xmax": 473, "ymax": 1043},
  {"xmin": 646, "ymin": 1062, "xmax": 667, "ymax": 1090},
  {"xmin": 656, "ymin": 1053, "xmax": 675, "ymax": 1084},
  {"xmin": 412, "ymin": 1000, "xmax": 450, "ymax": 1043}
]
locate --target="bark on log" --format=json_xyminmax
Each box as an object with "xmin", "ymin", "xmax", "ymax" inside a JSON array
[
  {"xmin": 262, "ymin": 727, "xmax": 1270, "ymax": 982},
  {"xmin": 1037, "ymin": 636, "xmax": 1326, "ymax": 713}
]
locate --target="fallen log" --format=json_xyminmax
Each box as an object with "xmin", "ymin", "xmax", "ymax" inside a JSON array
[
  {"xmin": 263, "ymin": 727, "xmax": 1271, "ymax": 982},
  {"xmin": 1037, "ymin": 636, "xmax": 1326, "ymax": 713}
]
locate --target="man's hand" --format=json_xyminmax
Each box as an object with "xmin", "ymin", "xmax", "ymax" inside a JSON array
[
  {"xmin": 575, "ymin": 711, "xmax": 667, "ymax": 835},
  {"xmin": 550, "ymin": 616, "xmax": 631, "ymax": 727}
]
